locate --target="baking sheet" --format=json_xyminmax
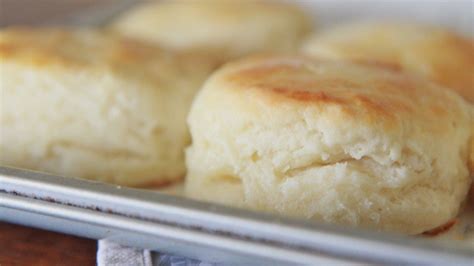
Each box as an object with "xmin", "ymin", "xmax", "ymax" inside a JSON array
[
  {"xmin": 157, "ymin": 182, "xmax": 474, "ymax": 247},
  {"xmin": 2, "ymin": 166, "xmax": 473, "ymax": 265}
]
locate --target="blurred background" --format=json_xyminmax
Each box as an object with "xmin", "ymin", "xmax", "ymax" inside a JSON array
[
  {"xmin": 0, "ymin": 0, "xmax": 472, "ymax": 36},
  {"xmin": 0, "ymin": 0, "xmax": 119, "ymax": 26}
]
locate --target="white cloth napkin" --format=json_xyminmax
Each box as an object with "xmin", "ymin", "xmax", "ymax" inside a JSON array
[
  {"xmin": 97, "ymin": 239, "xmax": 215, "ymax": 266},
  {"xmin": 97, "ymin": 240, "xmax": 152, "ymax": 266}
]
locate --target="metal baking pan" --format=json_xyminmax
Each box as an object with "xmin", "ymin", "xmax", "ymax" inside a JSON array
[
  {"xmin": 1, "ymin": 1, "xmax": 473, "ymax": 264},
  {"xmin": 2, "ymin": 166, "xmax": 473, "ymax": 265}
]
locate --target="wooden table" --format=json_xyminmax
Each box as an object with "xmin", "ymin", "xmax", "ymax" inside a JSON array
[{"xmin": 0, "ymin": 222, "xmax": 96, "ymax": 266}]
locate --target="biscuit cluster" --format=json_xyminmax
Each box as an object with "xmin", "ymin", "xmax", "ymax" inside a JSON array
[{"xmin": 1, "ymin": 1, "xmax": 472, "ymax": 234}]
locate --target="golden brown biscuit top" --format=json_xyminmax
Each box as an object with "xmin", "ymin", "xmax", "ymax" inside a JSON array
[
  {"xmin": 0, "ymin": 27, "xmax": 218, "ymax": 85},
  {"xmin": 113, "ymin": 0, "xmax": 312, "ymax": 30},
  {"xmin": 111, "ymin": 0, "xmax": 313, "ymax": 58},
  {"xmin": 303, "ymin": 23, "xmax": 474, "ymax": 102},
  {"xmin": 0, "ymin": 27, "xmax": 165, "ymax": 66},
  {"xmin": 212, "ymin": 55, "xmax": 470, "ymax": 131},
  {"xmin": 151, "ymin": 0, "xmax": 309, "ymax": 21}
]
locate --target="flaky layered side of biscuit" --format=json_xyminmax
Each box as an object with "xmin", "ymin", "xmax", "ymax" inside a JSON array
[
  {"xmin": 302, "ymin": 23, "xmax": 474, "ymax": 103},
  {"xmin": 111, "ymin": 1, "xmax": 313, "ymax": 61},
  {"xmin": 0, "ymin": 28, "xmax": 215, "ymax": 186},
  {"xmin": 185, "ymin": 55, "xmax": 472, "ymax": 234}
]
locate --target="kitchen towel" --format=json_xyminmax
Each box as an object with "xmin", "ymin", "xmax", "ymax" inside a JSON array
[
  {"xmin": 97, "ymin": 239, "xmax": 214, "ymax": 266},
  {"xmin": 97, "ymin": 240, "xmax": 152, "ymax": 266}
]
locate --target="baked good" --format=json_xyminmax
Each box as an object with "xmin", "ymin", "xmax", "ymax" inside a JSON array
[
  {"xmin": 185, "ymin": 55, "xmax": 472, "ymax": 234},
  {"xmin": 0, "ymin": 27, "xmax": 215, "ymax": 186},
  {"xmin": 302, "ymin": 23, "xmax": 474, "ymax": 102},
  {"xmin": 111, "ymin": 0, "xmax": 313, "ymax": 61},
  {"xmin": 471, "ymin": 118, "xmax": 474, "ymax": 176}
]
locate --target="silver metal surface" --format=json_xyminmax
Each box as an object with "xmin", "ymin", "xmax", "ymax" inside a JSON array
[{"xmin": 1, "ymin": 167, "xmax": 473, "ymax": 265}]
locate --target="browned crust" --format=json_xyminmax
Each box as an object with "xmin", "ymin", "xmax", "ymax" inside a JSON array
[
  {"xmin": 422, "ymin": 219, "xmax": 458, "ymax": 237},
  {"xmin": 270, "ymin": 87, "xmax": 346, "ymax": 104},
  {"xmin": 434, "ymin": 35, "xmax": 474, "ymax": 103},
  {"xmin": 305, "ymin": 24, "xmax": 474, "ymax": 103},
  {"xmin": 222, "ymin": 56, "xmax": 451, "ymax": 126},
  {"xmin": 351, "ymin": 59, "xmax": 403, "ymax": 72},
  {"xmin": 132, "ymin": 175, "xmax": 185, "ymax": 189}
]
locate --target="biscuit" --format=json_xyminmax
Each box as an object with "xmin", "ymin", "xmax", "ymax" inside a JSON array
[
  {"xmin": 0, "ymin": 27, "xmax": 215, "ymax": 186},
  {"xmin": 302, "ymin": 23, "xmax": 474, "ymax": 102},
  {"xmin": 111, "ymin": 0, "xmax": 313, "ymax": 61},
  {"xmin": 185, "ymin": 55, "xmax": 472, "ymax": 234}
]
